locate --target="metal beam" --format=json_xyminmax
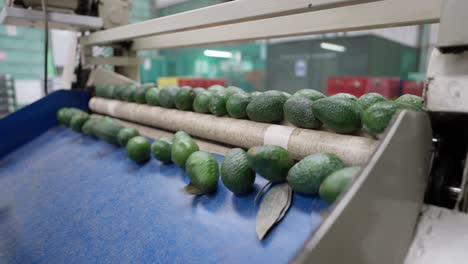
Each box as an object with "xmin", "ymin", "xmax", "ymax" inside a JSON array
[
  {"xmin": 84, "ymin": 57, "xmax": 141, "ymax": 66},
  {"xmin": 80, "ymin": 0, "xmax": 380, "ymax": 46},
  {"xmin": 0, "ymin": 6, "xmax": 103, "ymax": 31},
  {"xmin": 131, "ymin": 0, "xmax": 442, "ymax": 50}
]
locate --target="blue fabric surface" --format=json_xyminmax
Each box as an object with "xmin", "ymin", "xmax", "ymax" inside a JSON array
[
  {"xmin": 0, "ymin": 90, "xmax": 90, "ymax": 158},
  {"xmin": 0, "ymin": 127, "xmax": 328, "ymax": 263}
]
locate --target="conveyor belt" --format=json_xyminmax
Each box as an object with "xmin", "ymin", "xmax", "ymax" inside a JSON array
[{"xmin": 0, "ymin": 127, "xmax": 328, "ymax": 263}]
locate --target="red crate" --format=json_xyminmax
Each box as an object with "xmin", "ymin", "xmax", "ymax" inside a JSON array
[
  {"xmin": 364, "ymin": 77, "xmax": 400, "ymax": 99},
  {"xmin": 402, "ymin": 80, "xmax": 424, "ymax": 96},
  {"xmin": 326, "ymin": 77, "xmax": 367, "ymax": 97}
]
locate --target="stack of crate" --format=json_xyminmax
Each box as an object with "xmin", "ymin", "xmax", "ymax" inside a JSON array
[{"xmin": 0, "ymin": 74, "xmax": 17, "ymax": 117}]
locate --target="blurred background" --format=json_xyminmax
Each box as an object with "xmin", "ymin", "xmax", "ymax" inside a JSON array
[{"xmin": 0, "ymin": 0, "xmax": 439, "ymax": 116}]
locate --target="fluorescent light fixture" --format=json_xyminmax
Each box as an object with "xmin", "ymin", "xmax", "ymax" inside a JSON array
[
  {"xmin": 204, "ymin": 49, "xmax": 233, "ymax": 58},
  {"xmin": 320, "ymin": 42, "xmax": 346, "ymax": 52}
]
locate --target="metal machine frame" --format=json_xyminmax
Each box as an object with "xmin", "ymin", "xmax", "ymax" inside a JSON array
[{"xmin": 3, "ymin": 0, "xmax": 467, "ymax": 262}]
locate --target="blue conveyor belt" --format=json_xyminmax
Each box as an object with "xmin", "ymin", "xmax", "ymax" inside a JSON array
[{"xmin": 0, "ymin": 96, "xmax": 328, "ymax": 263}]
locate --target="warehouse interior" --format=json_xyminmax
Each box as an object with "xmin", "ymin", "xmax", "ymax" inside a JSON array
[{"xmin": 1, "ymin": 0, "xmax": 468, "ymax": 263}]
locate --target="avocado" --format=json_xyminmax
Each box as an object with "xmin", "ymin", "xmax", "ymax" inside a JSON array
[
  {"xmin": 395, "ymin": 94, "xmax": 423, "ymax": 109},
  {"xmin": 184, "ymin": 151, "xmax": 219, "ymax": 195},
  {"xmin": 121, "ymin": 86, "xmax": 136, "ymax": 102},
  {"xmin": 175, "ymin": 131, "xmax": 191, "ymax": 140},
  {"xmin": 93, "ymin": 117, "xmax": 124, "ymax": 145},
  {"xmin": 207, "ymin": 85, "xmax": 225, "ymax": 93},
  {"xmin": 331, "ymin": 93, "xmax": 358, "ymax": 100},
  {"xmin": 58, "ymin": 107, "xmax": 85, "ymax": 126},
  {"xmin": 293, "ymin": 89, "xmax": 326, "ymax": 101},
  {"xmin": 287, "ymin": 153, "xmax": 345, "ymax": 195},
  {"xmin": 193, "ymin": 87, "xmax": 206, "ymax": 95},
  {"xmin": 57, "ymin": 107, "xmax": 70, "ymax": 124},
  {"xmin": 82, "ymin": 117, "xmax": 100, "ymax": 137},
  {"xmin": 319, "ymin": 166, "xmax": 361, "ymax": 203},
  {"xmin": 246, "ymin": 92, "xmax": 286, "ymax": 123},
  {"xmin": 247, "ymin": 145, "xmax": 294, "ymax": 183},
  {"xmin": 209, "ymin": 91, "xmax": 230, "ymax": 116},
  {"xmin": 312, "ymin": 97, "xmax": 362, "ymax": 134},
  {"xmin": 159, "ymin": 86, "xmax": 181, "ymax": 108},
  {"xmin": 263, "ymin": 90, "xmax": 288, "ymax": 102},
  {"xmin": 145, "ymin": 88, "xmax": 160, "ymax": 106},
  {"xmin": 126, "ymin": 136, "xmax": 151, "ymax": 163},
  {"xmin": 362, "ymin": 101, "xmax": 417, "ymax": 135},
  {"xmin": 175, "ymin": 87, "xmax": 196, "ymax": 111},
  {"xmin": 226, "ymin": 93, "xmax": 252, "ymax": 119},
  {"xmin": 117, "ymin": 127, "xmax": 140, "ymax": 147},
  {"xmin": 151, "ymin": 137, "xmax": 173, "ymax": 164},
  {"xmin": 193, "ymin": 91, "xmax": 213, "ymax": 114},
  {"xmin": 358, "ymin": 93, "xmax": 386, "ymax": 110},
  {"xmin": 95, "ymin": 85, "xmax": 106, "ymax": 98},
  {"xmin": 113, "ymin": 85, "xmax": 126, "ymax": 100},
  {"xmin": 221, "ymin": 148, "xmax": 256, "ymax": 194},
  {"xmin": 171, "ymin": 136, "xmax": 199, "ymax": 168},
  {"xmin": 225, "ymin": 86, "xmax": 245, "ymax": 96},
  {"xmin": 133, "ymin": 86, "xmax": 149, "ymax": 104},
  {"xmin": 284, "ymin": 97, "xmax": 322, "ymax": 129},
  {"xmin": 70, "ymin": 112, "xmax": 90, "ymax": 132},
  {"xmin": 251, "ymin": 91, "xmax": 262, "ymax": 98}
]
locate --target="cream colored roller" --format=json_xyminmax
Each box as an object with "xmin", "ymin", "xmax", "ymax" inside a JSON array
[{"xmin": 89, "ymin": 98, "xmax": 378, "ymax": 165}]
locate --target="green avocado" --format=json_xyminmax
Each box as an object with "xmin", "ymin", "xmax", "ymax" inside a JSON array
[
  {"xmin": 81, "ymin": 117, "xmax": 100, "ymax": 137},
  {"xmin": 293, "ymin": 89, "xmax": 326, "ymax": 101},
  {"xmin": 193, "ymin": 87, "xmax": 206, "ymax": 95},
  {"xmin": 225, "ymin": 86, "xmax": 245, "ymax": 96},
  {"xmin": 126, "ymin": 136, "xmax": 151, "ymax": 163},
  {"xmin": 117, "ymin": 127, "xmax": 140, "ymax": 147},
  {"xmin": 251, "ymin": 91, "xmax": 262, "ymax": 98},
  {"xmin": 151, "ymin": 137, "xmax": 173, "ymax": 164},
  {"xmin": 159, "ymin": 86, "xmax": 181, "ymax": 108},
  {"xmin": 193, "ymin": 91, "xmax": 213, "ymax": 114},
  {"xmin": 287, "ymin": 153, "xmax": 345, "ymax": 195},
  {"xmin": 175, "ymin": 87, "xmax": 196, "ymax": 111},
  {"xmin": 358, "ymin": 93, "xmax": 386, "ymax": 110},
  {"xmin": 395, "ymin": 94, "xmax": 423, "ymax": 109},
  {"xmin": 174, "ymin": 130, "xmax": 192, "ymax": 140},
  {"xmin": 221, "ymin": 148, "xmax": 256, "ymax": 194},
  {"xmin": 246, "ymin": 92, "xmax": 286, "ymax": 123},
  {"xmin": 284, "ymin": 97, "xmax": 322, "ymax": 129},
  {"xmin": 312, "ymin": 97, "xmax": 362, "ymax": 134},
  {"xmin": 57, "ymin": 107, "xmax": 70, "ymax": 124},
  {"xmin": 207, "ymin": 85, "xmax": 225, "ymax": 93},
  {"xmin": 70, "ymin": 112, "xmax": 90, "ymax": 132},
  {"xmin": 247, "ymin": 145, "xmax": 294, "ymax": 183},
  {"xmin": 92, "ymin": 117, "xmax": 124, "ymax": 145},
  {"xmin": 171, "ymin": 135, "xmax": 199, "ymax": 168},
  {"xmin": 145, "ymin": 88, "xmax": 160, "ymax": 106},
  {"xmin": 331, "ymin": 93, "xmax": 358, "ymax": 100},
  {"xmin": 133, "ymin": 86, "xmax": 149, "ymax": 104},
  {"xmin": 319, "ymin": 166, "xmax": 361, "ymax": 203},
  {"xmin": 121, "ymin": 86, "xmax": 136, "ymax": 102},
  {"xmin": 362, "ymin": 101, "xmax": 418, "ymax": 135},
  {"xmin": 185, "ymin": 151, "xmax": 219, "ymax": 195},
  {"xmin": 209, "ymin": 91, "xmax": 230, "ymax": 116},
  {"xmin": 226, "ymin": 93, "xmax": 252, "ymax": 119}
]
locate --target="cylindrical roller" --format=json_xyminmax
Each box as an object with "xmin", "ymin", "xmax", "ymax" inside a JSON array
[
  {"xmin": 90, "ymin": 98, "xmax": 377, "ymax": 165},
  {"xmin": 92, "ymin": 114, "xmax": 232, "ymax": 155}
]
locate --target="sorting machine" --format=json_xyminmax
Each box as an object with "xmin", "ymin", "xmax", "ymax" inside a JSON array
[{"xmin": 1, "ymin": 0, "xmax": 468, "ymax": 263}]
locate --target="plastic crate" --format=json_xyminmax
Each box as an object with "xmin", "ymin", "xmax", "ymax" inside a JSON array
[
  {"xmin": 364, "ymin": 77, "xmax": 401, "ymax": 99},
  {"xmin": 326, "ymin": 77, "xmax": 367, "ymax": 97},
  {"xmin": 402, "ymin": 80, "xmax": 424, "ymax": 96}
]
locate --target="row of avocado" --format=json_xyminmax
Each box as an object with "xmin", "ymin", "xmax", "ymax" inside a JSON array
[
  {"xmin": 57, "ymin": 107, "xmax": 363, "ymax": 240},
  {"xmin": 96, "ymin": 84, "xmax": 423, "ymax": 137},
  {"xmin": 57, "ymin": 107, "xmax": 359, "ymax": 203}
]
